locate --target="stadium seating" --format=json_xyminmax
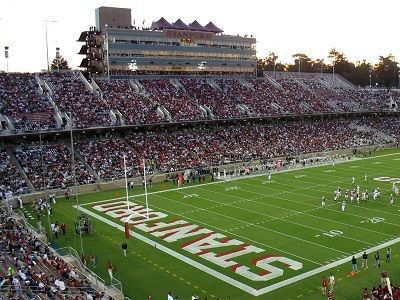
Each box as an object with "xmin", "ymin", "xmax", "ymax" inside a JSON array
[
  {"xmin": 0, "ymin": 149, "xmax": 29, "ymax": 200},
  {"xmin": 14, "ymin": 144, "xmax": 95, "ymax": 190},
  {"xmin": 179, "ymin": 78, "xmax": 244, "ymax": 119},
  {"xmin": 140, "ymin": 79, "xmax": 205, "ymax": 121},
  {"xmin": 41, "ymin": 72, "xmax": 112, "ymax": 128},
  {"xmin": 0, "ymin": 210, "xmax": 110, "ymax": 300},
  {"xmin": 97, "ymin": 79, "xmax": 162, "ymax": 125},
  {"xmin": 75, "ymin": 139, "xmax": 142, "ymax": 180},
  {"xmin": 0, "ymin": 73, "xmax": 57, "ymax": 132}
]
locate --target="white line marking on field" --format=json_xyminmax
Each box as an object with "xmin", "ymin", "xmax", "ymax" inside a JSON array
[
  {"xmin": 77, "ymin": 204, "xmax": 400, "ymax": 297},
  {"xmin": 81, "ymin": 150, "xmax": 400, "ymax": 207}
]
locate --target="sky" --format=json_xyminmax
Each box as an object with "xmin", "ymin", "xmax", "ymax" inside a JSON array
[{"xmin": 0, "ymin": 0, "xmax": 399, "ymax": 72}]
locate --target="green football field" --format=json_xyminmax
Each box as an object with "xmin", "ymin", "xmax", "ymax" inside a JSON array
[{"xmin": 24, "ymin": 148, "xmax": 400, "ymax": 300}]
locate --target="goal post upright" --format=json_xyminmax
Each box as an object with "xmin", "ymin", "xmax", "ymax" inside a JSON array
[
  {"xmin": 123, "ymin": 155, "xmax": 130, "ymax": 210},
  {"xmin": 142, "ymin": 158, "xmax": 150, "ymax": 219}
]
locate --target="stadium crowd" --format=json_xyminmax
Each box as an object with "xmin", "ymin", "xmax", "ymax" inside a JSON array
[
  {"xmin": 0, "ymin": 149, "xmax": 29, "ymax": 200},
  {"xmin": 41, "ymin": 72, "xmax": 111, "ymax": 128},
  {"xmin": 0, "ymin": 208, "xmax": 115, "ymax": 300},
  {"xmin": 96, "ymin": 80, "xmax": 162, "ymax": 125},
  {"xmin": 0, "ymin": 117, "xmax": 396, "ymax": 195},
  {"xmin": 0, "ymin": 73, "xmax": 57, "ymax": 132},
  {"xmin": 0, "ymin": 71, "xmax": 398, "ymax": 133},
  {"xmin": 75, "ymin": 139, "xmax": 141, "ymax": 180},
  {"xmin": 140, "ymin": 79, "xmax": 205, "ymax": 121},
  {"xmin": 14, "ymin": 144, "xmax": 95, "ymax": 190}
]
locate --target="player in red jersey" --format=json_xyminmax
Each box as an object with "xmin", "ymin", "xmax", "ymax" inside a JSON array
[{"xmin": 321, "ymin": 276, "xmax": 327, "ymax": 295}]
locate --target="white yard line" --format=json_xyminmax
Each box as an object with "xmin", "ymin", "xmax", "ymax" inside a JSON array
[
  {"xmin": 255, "ymin": 236, "xmax": 400, "ymax": 296},
  {"xmin": 192, "ymin": 186, "xmax": 393, "ymax": 245},
  {"xmin": 76, "ymin": 204, "xmax": 400, "ymax": 296},
  {"xmin": 75, "ymin": 206, "xmax": 258, "ymax": 296},
  {"xmin": 147, "ymin": 192, "xmax": 325, "ymax": 265},
  {"xmin": 232, "ymin": 181, "xmax": 400, "ymax": 229},
  {"xmin": 81, "ymin": 150, "xmax": 400, "ymax": 206}
]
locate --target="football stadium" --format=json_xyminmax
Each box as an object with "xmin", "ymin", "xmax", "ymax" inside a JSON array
[{"xmin": 1, "ymin": 2, "xmax": 400, "ymax": 300}]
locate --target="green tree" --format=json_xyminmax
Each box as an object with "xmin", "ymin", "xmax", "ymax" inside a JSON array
[
  {"xmin": 51, "ymin": 55, "xmax": 70, "ymax": 71},
  {"xmin": 327, "ymin": 48, "xmax": 355, "ymax": 81},
  {"xmin": 374, "ymin": 55, "xmax": 399, "ymax": 88},
  {"xmin": 350, "ymin": 60, "xmax": 373, "ymax": 87},
  {"xmin": 288, "ymin": 53, "xmax": 313, "ymax": 73},
  {"xmin": 312, "ymin": 59, "xmax": 328, "ymax": 74},
  {"xmin": 257, "ymin": 52, "xmax": 286, "ymax": 76}
]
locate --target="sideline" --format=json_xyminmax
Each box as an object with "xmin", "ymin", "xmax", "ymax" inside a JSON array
[{"xmin": 81, "ymin": 150, "xmax": 400, "ymax": 207}]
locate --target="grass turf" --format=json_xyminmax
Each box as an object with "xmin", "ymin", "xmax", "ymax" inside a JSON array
[{"xmin": 23, "ymin": 147, "xmax": 400, "ymax": 300}]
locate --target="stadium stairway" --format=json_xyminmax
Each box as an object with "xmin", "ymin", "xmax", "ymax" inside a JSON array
[
  {"xmin": 206, "ymin": 78, "xmax": 223, "ymax": 92},
  {"xmin": 173, "ymin": 78, "xmax": 187, "ymax": 92},
  {"xmin": 351, "ymin": 121, "xmax": 397, "ymax": 143},
  {"xmin": 263, "ymin": 75, "xmax": 284, "ymax": 91},
  {"xmin": 77, "ymin": 70, "xmax": 94, "ymax": 93},
  {"xmin": 74, "ymin": 150, "xmax": 101, "ymax": 182},
  {"xmin": 6, "ymin": 147, "xmax": 35, "ymax": 192},
  {"xmin": 316, "ymin": 76, "xmax": 333, "ymax": 89},
  {"xmin": 293, "ymin": 76, "xmax": 313, "ymax": 93},
  {"xmin": 238, "ymin": 78, "xmax": 255, "ymax": 91},
  {"xmin": 130, "ymin": 79, "xmax": 145, "ymax": 93}
]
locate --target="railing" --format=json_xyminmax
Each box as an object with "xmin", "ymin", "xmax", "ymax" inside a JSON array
[
  {"xmin": 55, "ymin": 246, "xmax": 124, "ymax": 297},
  {"xmin": 12, "ymin": 210, "xmax": 126, "ymax": 299},
  {"xmin": 54, "ymin": 246, "xmax": 107, "ymax": 290},
  {"xmin": 17, "ymin": 210, "xmax": 46, "ymax": 235}
]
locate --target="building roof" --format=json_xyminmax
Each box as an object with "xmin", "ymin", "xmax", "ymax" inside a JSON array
[
  {"xmin": 204, "ymin": 22, "xmax": 223, "ymax": 33},
  {"xmin": 150, "ymin": 18, "xmax": 223, "ymax": 33},
  {"xmin": 151, "ymin": 17, "xmax": 175, "ymax": 30},
  {"xmin": 188, "ymin": 20, "xmax": 207, "ymax": 31},
  {"xmin": 172, "ymin": 19, "xmax": 191, "ymax": 30}
]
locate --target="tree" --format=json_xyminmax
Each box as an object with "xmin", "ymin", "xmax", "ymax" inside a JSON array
[
  {"xmin": 257, "ymin": 52, "xmax": 286, "ymax": 76},
  {"xmin": 51, "ymin": 55, "xmax": 70, "ymax": 71},
  {"xmin": 374, "ymin": 55, "xmax": 399, "ymax": 88},
  {"xmin": 328, "ymin": 48, "xmax": 355, "ymax": 81},
  {"xmin": 313, "ymin": 58, "xmax": 328, "ymax": 74},
  {"xmin": 350, "ymin": 60, "xmax": 372, "ymax": 87},
  {"xmin": 288, "ymin": 53, "xmax": 313, "ymax": 73}
]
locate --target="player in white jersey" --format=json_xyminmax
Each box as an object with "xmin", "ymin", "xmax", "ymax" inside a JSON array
[
  {"xmin": 356, "ymin": 192, "xmax": 360, "ymax": 204},
  {"xmin": 392, "ymin": 183, "xmax": 399, "ymax": 196},
  {"xmin": 344, "ymin": 190, "xmax": 349, "ymax": 200},
  {"xmin": 390, "ymin": 194, "xmax": 395, "ymax": 205},
  {"xmin": 356, "ymin": 185, "xmax": 360, "ymax": 195},
  {"xmin": 373, "ymin": 188, "xmax": 378, "ymax": 201},
  {"xmin": 341, "ymin": 200, "xmax": 346, "ymax": 212},
  {"xmin": 365, "ymin": 190, "xmax": 369, "ymax": 201},
  {"xmin": 321, "ymin": 196, "xmax": 326, "ymax": 208},
  {"xmin": 352, "ymin": 176, "xmax": 356, "ymax": 184},
  {"xmin": 268, "ymin": 172, "xmax": 272, "ymax": 182},
  {"xmin": 336, "ymin": 187, "xmax": 341, "ymax": 197},
  {"xmin": 362, "ymin": 191, "xmax": 367, "ymax": 202},
  {"xmin": 364, "ymin": 173, "xmax": 368, "ymax": 182},
  {"xmin": 350, "ymin": 191, "xmax": 354, "ymax": 203}
]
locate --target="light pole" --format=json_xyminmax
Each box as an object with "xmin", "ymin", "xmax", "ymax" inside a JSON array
[
  {"xmin": 369, "ymin": 68, "xmax": 372, "ymax": 89},
  {"xmin": 56, "ymin": 47, "xmax": 60, "ymax": 73},
  {"xmin": 298, "ymin": 58, "xmax": 301, "ymax": 74},
  {"xmin": 45, "ymin": 20, "xmax": 57, "ymax": 72},
  {"xmin": 4, "ymin": 46, "xmax": 9, "ymax": 72}
]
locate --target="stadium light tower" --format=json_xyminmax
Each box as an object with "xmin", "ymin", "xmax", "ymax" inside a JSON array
[
  {"xmin": 104, "ymin": 24, "xmax": 110, "ymax": 78},
  {"xmin": 45, "ymin": 20, "xmax": 57, "ymax": 72}
]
